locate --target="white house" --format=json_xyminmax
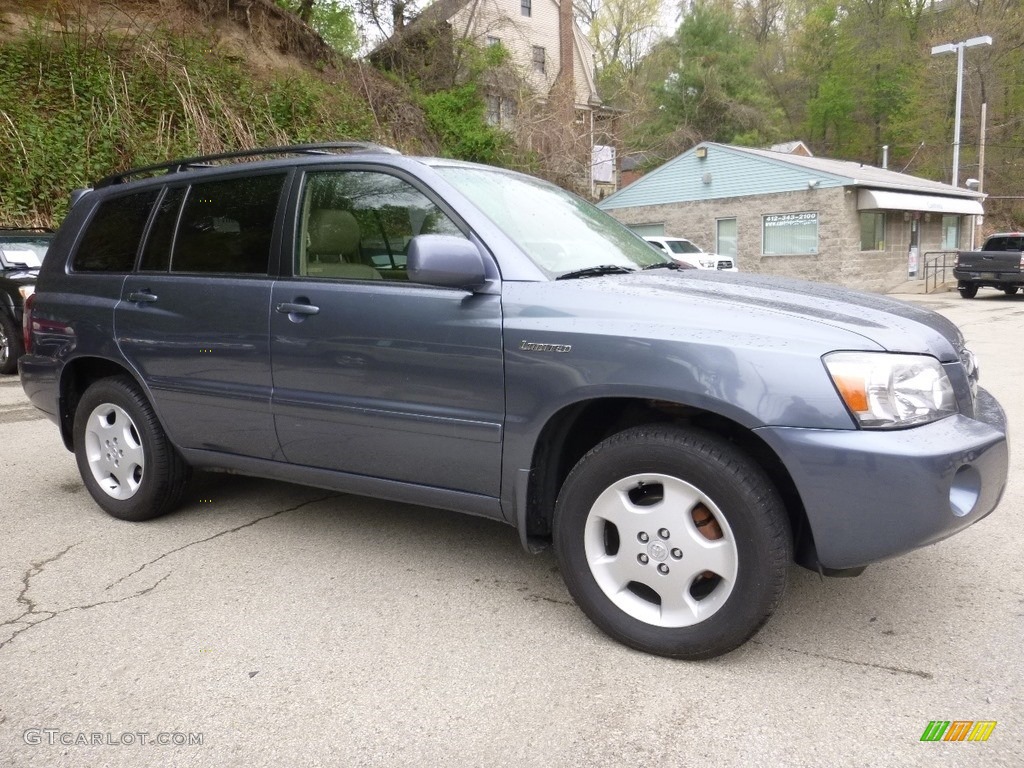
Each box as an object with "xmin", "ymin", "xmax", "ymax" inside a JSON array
[{"xmin": 373, "ymin": 0, "xmax": 612, "ymax": 193}]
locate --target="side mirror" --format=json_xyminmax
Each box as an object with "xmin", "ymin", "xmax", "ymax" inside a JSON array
[{"xmin": 407, "ymin": 235, "xmax": 487, "ymax": 290}]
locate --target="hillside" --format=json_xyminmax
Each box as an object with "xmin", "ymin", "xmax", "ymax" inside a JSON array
[{"xmin": 0, "ymin": 0, "xmax": 441, "ymax": 227}]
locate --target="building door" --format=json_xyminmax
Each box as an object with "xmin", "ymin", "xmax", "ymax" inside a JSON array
[{"xmin": 908, "ymin": 217, "xmax": 920, "ymax": 277}]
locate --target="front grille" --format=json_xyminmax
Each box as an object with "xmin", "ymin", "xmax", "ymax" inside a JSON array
[{"xmin": 717, "ymin": 261, "xmax": 733, "ymax": 270}]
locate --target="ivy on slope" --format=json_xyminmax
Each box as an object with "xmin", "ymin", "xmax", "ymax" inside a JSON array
[{"xmin": 0, "ymin": 26, "xmax": 376, "ymax": 225}]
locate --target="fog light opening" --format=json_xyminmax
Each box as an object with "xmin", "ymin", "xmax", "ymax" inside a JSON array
[{"xmin": 949, "ymin": 465, "xmax": 982, "ymax": 518}]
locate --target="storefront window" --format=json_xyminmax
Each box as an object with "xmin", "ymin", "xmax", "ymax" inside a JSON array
[
  {"xmin": 942, "ymin": 215, "xmax": 960, "ymax": 249},
  {"xmin": 763, "ymin": 212, "xmax": 818, "ymax": 255},
  {"xmin": 859, "ymin": 212, "xmax": 885, "ymax": 251}
]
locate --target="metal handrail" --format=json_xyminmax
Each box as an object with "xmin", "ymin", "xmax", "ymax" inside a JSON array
[{"xmin": 923, "ymin": 251, "xmax": 958, "ymax": 293}]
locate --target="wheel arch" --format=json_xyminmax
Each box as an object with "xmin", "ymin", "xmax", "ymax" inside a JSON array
[
  {"xmin": 57, "ymin": 356, "xmax": 145, "ymax": 450},
  {"xmin": 522, "ymin": 396, "xmax": 817, "ymax": 569}
]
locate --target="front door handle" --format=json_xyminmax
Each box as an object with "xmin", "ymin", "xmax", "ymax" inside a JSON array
[
  {"xmin": 128, "ymin": 290, "xmax": 158, "ymax": 303},
  {"xmin": 276, "ymin": 302, "xmax": 320, "ymax": 316}
]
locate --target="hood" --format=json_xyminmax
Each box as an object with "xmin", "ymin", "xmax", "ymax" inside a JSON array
[{"xmin": 545, "ymin": 271, "xmax": 964, "ymax": 361}]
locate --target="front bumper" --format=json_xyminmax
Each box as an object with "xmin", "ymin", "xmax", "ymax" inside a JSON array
[{"xmin": 754, "ymin": 387, "xmax": 1008, "ymax": 569}]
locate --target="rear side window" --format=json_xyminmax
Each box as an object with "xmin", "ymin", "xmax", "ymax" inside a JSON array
[
  {"xmin": 985, "ymin": 236, "xmax": 1024, "ymax": 252},
  {"xmin": 171, "ymin": 174, "xmax": 285, "ymax": 274},
  {"xmin": 73, "ymin": 190, "xmax": 158, "ymax": 272}
]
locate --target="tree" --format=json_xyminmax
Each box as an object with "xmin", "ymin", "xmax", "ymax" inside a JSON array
[
  {"xmin": 275, "ymin": 0, "xmax": 362, "ymax": 55},
  {"xmin": 654, "ymin": 3, "xmax": 782, "ymax": 146}
]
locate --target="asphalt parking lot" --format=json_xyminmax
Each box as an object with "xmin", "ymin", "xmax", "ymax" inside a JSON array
[{"xmin": 1, "ymin": 289, "xmax": 1021, "ymax": 767}]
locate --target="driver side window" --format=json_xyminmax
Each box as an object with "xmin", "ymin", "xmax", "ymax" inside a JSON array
[{"xmin": 296, "ymin": 171, "xmax": 464, "ymax": 282}]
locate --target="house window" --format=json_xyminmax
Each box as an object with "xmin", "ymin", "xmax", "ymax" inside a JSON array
[
  {"xmin": 532, "ymin": 46, "xmax": 545, "ymax": 74},
  {"xmin": 942, "ymin": 215, "xmax": 960, "ymax": 249},
  {"xmin": 521, "ymin": 0, "xmax": 531, "ymax": 16},
  {"xmin": 716, "ymin": 218, "xmax": 737, "ymax": 258},
  {"xmin": 762, "ymin": 212, "xmax": 818, "ymax": 255},
  {"xmin": 859, "ymin": 212, "xmax": 885, "ymax": 251},
  {"xmin": 486, "ymin": 36, "xmax": 500, "ymax": 47},
  {"xmin": 486, "ymin": 95, "xmax": 515, "ymax": 128}
]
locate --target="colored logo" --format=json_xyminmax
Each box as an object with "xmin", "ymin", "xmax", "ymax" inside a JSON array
[{"xmin": 920, "ymin": 721, "xmax": 996, "ymax": 742}]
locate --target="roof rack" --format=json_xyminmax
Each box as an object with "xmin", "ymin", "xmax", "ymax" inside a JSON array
[{"xmin": 94, "ymin": 142, "xmax": 401, "ymax": 188}]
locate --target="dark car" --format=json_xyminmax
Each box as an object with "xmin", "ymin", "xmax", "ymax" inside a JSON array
[
  {"xmin": 19, "ymin": 144, "xmax": 1009, "ymax": 659},
  {"xmin": 0, "ymin": 227, "xmax": 52, "ymax": 374}
]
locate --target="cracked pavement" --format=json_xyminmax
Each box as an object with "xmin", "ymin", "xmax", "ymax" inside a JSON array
[{"xmin": 1, "ymin": 293, "xmax": 1023, "ymax": 767}]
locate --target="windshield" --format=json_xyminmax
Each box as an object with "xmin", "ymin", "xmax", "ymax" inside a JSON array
[
  {"xmin": 665, "ymin": 239, "xmax": 702, "ymax": 255},
  {"xmin": 0, "ymin": 237, "xmax": 49, "ymax": 268},
  {"xmin": 435, "ymin": 167, "xmax": 670, "ymax": 276}
]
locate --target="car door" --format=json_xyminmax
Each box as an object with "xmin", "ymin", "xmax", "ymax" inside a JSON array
[
  {"xmin": 115, "ymin": 173, "xmax": 288, "ymax": 459},
  {"xmin": 270, "ymin": 167, "xmax": 504, "ymax": 497}
]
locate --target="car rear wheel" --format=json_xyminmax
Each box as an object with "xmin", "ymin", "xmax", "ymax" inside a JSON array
[
  {"xmin": 1003, "ymin": 286, "xmax": 1019, "ymax": 296},
  {"xmin": 0, "ymin": 311, "xmax": 22, "ymax": 375},
  {"xmin": 553, "ymin": 425, "xmax": 791, "ymax": 659},
  {"xmin": 958, "ymin": 283, "xmax": 978, "ymax": 299},
  {"xmin": 73, "ymin": 376, "xmax": 191, "ymax": 521}
]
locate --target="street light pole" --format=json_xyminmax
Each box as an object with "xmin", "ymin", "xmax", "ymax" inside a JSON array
[{"xmin": 931, "ymin": 35, "xmax": 992, "ymax": 188}]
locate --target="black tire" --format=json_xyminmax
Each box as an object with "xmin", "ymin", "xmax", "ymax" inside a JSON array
[
  {"xmin": 553, "ymin": 425, "xmax": 791, "ymax": 659},
  {"xmin": 1003, "ymin": 286, "xmax": 1019, "ymax": 296},
  {"xmin": 958, "ymin": 283, "xmax": 978, "ymax": 299},
  {"xmin": 0, "ymin": 311, "xmax": 22, "ymax": 375},
  {"xmin": 73, "ymin": 376, "xmax": 191, "ymax": 521}
]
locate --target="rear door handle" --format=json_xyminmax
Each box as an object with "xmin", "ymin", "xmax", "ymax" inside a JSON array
[
  {"xmin": 275, "ymin": 302, "xmax": 320, "ymax": 316},
  {"xmin": 127, "ymin": 290, "xmax": 158, "ymax": 303}
]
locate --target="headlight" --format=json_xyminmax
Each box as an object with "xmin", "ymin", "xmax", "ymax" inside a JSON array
[
  {"xmin": 824, "ymin": 352, "xmax": 956, "ymax": 429},
  {"xmin": 698, "ymin": 259, "xmax": 716, "ymax": 268},
  {"xmin": 18, "ymin": 285, "xmax": 34, "ymax": 300}
]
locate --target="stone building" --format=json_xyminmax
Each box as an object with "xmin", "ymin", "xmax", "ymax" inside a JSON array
[{"xmin": 597, "ymin": 142, "xmax": 985, "ymax": 293}]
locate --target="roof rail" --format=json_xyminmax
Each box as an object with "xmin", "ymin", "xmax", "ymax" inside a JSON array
[{"xmin": 94, "ymin": 142, "xmax": 401, "ymax": 188}]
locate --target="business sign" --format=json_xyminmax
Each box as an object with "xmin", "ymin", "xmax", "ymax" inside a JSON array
[{"xmin": 764, "ymin": 212, "xmax": 818, "ymax": 227}]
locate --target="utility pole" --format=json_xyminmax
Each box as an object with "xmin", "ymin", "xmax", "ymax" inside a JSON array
[{"xmin": 976, "ymin": 102, "xmax": 987, "ymax": 249}]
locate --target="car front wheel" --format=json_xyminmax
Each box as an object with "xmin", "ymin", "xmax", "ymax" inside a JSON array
[
  {"xmin": 554, "ymin": 425, "xmax": 791, "ymax": 659},
  {"xmin": 1003, "ymin": 286, "xmax": 1019, "ymax": 296},
  {"xmin": 73, "ymin": 376, "xmax": 191, "ymax": 521}
]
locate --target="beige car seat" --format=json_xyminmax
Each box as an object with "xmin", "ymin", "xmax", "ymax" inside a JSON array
[{"xmin": 306, "ymin": 209, "xmax": 382, "ymax": 280}]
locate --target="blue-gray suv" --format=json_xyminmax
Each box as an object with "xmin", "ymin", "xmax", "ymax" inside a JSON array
[{"xmin": 20, "ymin": 143, "xmax": 1009, "ymax": 659}]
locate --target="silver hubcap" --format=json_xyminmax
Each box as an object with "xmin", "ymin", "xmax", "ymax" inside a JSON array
[
  {"xmin": 584, "ymin": 473, "xmax": 738, "ymax": 628},
  {"xmin": 0, "ymin": 323, "xmax": 8, "ymax": 366},
  {"xmin": 84, "ymin": 402, "xmax": 145, "ymax": 500}
]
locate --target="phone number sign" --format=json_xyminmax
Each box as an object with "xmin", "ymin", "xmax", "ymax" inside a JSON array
[{"xmin": 764, "ymin": 213, "xmax": 818, "ymax": 227}]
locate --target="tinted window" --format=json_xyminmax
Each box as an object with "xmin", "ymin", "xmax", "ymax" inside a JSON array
[
  {"xmin": 73, "ymin": 190, "xmax": 158, "ymax": 272},
  {"xmin": 140, "ymin": 186, "xmax": 186, "ymax": 272},
  {"xmin": 172, "ymin": 174, "xmax": 285, "ymax": 274}
]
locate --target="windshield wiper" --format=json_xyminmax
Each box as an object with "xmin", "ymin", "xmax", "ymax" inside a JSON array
[
  {"xmin": 641, "ymin": 262, "xmax": 681, "ymax": 271},
  {"xmin": 556, "ymin": 264, "xmax": 636, "ymax": 280}
]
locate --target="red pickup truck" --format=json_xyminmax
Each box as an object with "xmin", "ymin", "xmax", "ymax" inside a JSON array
[{"xmin": 953, "ymin": 233, "xmax": 1024, "ymax": 298}]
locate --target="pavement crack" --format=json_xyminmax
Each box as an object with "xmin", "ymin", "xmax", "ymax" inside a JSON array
[
  {"xmin": 105, "ymin": 492, "xmax": 339, "ymax": 592},
  {"xmin": 1, "ymin": 545, "xmax": 169, "ymax": 652},
  {"xmin": 751, "ymin": 640, "xmax": 933, "ymax": 679},
  {"xmin": 2, "ymin": 544, "xmax": 78, "ymax": 630}
]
